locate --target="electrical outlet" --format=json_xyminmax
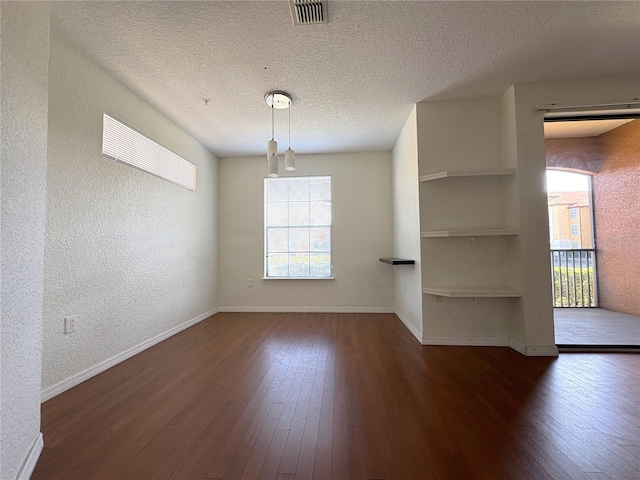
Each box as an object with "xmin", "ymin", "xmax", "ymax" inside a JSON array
[
  {"xmin": 64, "ymin": 315, "xmax": 78, "ymax": 334},
  {"xmin": 248, "ymin": 279, "xmax": 253, "ymax": 287},
  {"xmin": 434, "ymin": 295, "xmax": 442, "ymax": 303},
  {"xmin": 470, "ymin": 297, "xmax": 478, "ymax": 304}
]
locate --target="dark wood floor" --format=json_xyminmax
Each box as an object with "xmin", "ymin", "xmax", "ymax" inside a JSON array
[{"xmin": 33, "ymin": 313, "xmax": 639, "ymax": 480}]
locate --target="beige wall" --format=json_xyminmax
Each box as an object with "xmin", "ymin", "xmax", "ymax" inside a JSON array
[
  {"xmin": 217, "ymin": 152, "xmax": 394, "ymax": 312},
  {"xmin": 593, "ymin": 120, "xmax": 640, "ymax": 316},
  {"xmin": 391, "ymin": 107, "xmax": 422, "ymax": 340},
  {"xmin": 42, "ymin": 35, "xmax": 219, "ymax": 396},
  {"xmin": 1, "ymin": 3, "xmax": 50, "ymax": 478}
]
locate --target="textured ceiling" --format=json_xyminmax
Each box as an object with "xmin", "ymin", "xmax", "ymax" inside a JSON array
[{"xmin": 51, "ymin": 1, "xmax": 640, "ymax": 157}]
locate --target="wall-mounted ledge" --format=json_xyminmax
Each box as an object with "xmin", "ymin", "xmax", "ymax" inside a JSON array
[
  {"xmin": 422, "ymin": 286, "xmax": 521, "ymax": 297},
  {"xmin": 379, "ymin": 258, "xmax": 415, "ymax": 265},
  {"xmin": 262, "ymin": 277, "xmax": 335, "ymax": 280}
]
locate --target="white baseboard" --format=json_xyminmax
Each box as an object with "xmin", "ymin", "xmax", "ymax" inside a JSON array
[
  {"xmin": 420, "ymin": 337, "xmax": 559, "ymax": 356},
  {"xmin": 509, "ymin": 338, "xmax": 559, "ymax": 357},
  {"xmin": 509, "ymin": 338, "xmax": 527, "ymax": 355},
  {"xmin": 17, "ymin": 432, "xmax": 43, "ymax": 480},
  {"xmin": 523, "ymin": 345, "xmax": 559, "ymax": 356},
  {"xmin": 394, "ymin": 310, "xmax": 422, "ymax": 343},
  {"xmin": 509, "ymin": 339, "xmax": 558, "ymax": 356},
  {"xmin": 41, "ymin": 308, "xmax": 219, "ymax": 402},
  {"xmin": 218, "ymin": 306, "xmax": 394, "ymax": 313},
  {"xmin": 421, "ymin": 336, "xmax": 510, "ymax": 347}
]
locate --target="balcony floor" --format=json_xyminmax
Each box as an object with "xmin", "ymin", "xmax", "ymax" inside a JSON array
[{"xmin": 554, "ymin": 307, "xmax": 640, "ymax": 345}]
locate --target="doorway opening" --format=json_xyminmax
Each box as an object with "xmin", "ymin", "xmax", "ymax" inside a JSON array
[
  {"xmin": 547, "ymin": 169, "xmax": 596, "ymax": 308},
  {"xmin": 544, "ymin": 117, "xmax": 640, "ymax": 349}
]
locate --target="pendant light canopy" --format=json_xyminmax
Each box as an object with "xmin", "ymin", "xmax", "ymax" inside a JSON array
[{"xmin": 265, "ymin": 91, "xmax": 295, "ymax": 177}]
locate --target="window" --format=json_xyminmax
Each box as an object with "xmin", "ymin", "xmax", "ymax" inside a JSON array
[
  {"xmin": 571, "ymin": 224, "xmax": 579, "ymax": 235},
  {"xmin": 572, "ymin": 241, "xmax": 580, "ymax": 249},
  {"xmin": 570, "ymin": 208, "xmax": 578, "ymax": 219},
  {"xmin": 265, "ymin": 176, "xmax": 332, "ymax": 278},
  {"xmin": 102, "ymin": 113, "xmax": 196, "ymax": 191}
]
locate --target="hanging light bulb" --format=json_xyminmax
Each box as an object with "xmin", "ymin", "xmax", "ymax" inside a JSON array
[
  {"xmin": 267, "ymin": 94, "xmax": 279, "ymax": 177},
  {"xmin": 268, "ymin": 154, "xmax": 279, "ymax": 177},
  {"xmin": 284, "ymin": 149, "xmax": 295, "ymax": 171},
  {"xmin": 268, "ymin": 139, "xmax": 277, "ymax": 157},
  {"xmin": 285, "ymin": 105, "xmax": 295, "ymax": 171}
]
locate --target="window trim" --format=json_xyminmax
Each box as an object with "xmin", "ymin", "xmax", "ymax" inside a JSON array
[{"xmin": 264, "ymin": 175, "xmax": 333, "ymax": 279}]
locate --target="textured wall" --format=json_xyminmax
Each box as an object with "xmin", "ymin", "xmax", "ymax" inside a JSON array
[
  {"xmin": 391, "ymin": 107, "xmax": 422, "ymax": 339},
  {"xmin": 1, "ymin": 3, "xmax": 50, "ymax": 478},
  {"xmin": 218, "ymin": 152, "xmax": 394, "ymax": 311},
  {"xmin": 41, "ymin": 35, "xmax": 218, "ymax": 392},
  {"xmin": 593, "ymin": 120, "xmax": 640, "ymax": 316},
  {"xmin": 545, "ymin": 137, "xmax": 603, "ymax": 173}
]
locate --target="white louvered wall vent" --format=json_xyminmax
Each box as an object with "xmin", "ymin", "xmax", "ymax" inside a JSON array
[{"xmin": 290, "ymin": 0, "xmax": 328, "ymax": 26}]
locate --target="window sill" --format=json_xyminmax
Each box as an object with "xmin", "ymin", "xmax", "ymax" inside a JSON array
[{"xmin": 262, "ymin": 276, "xmax": 335, "ymax": 280}]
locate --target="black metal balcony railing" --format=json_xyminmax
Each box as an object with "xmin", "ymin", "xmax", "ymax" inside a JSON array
[{"xmin": 550, "ymin": 249, "xmax": 598, "ymax": 308}]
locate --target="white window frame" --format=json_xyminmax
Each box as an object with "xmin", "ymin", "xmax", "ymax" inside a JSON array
[
  {"xmin": 264, "ymin": 175, "xmax": 333, "ymax": 279},
  {"xmin": 102, "ymin": 113, "xmax": 196, "ymax": 192}
]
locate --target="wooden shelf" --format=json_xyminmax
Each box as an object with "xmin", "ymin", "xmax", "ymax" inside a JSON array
[
  {"xmin": 419, "ymin": 168, "xmax": 516, "ymax": 183},
  {"xmin": 379, "ymin": 258, "xmax": 415, "ymax": 265},
  {"xmin": 422, "ymin": 287, "xmax": 522, "ymax": 298},
  {"xmin": 421, "ymin": 228, "xmax": 518, "ymax": 238}
]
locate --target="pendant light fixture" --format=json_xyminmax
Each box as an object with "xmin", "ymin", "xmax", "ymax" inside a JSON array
[
  {"xmin": 285, "ymin": 105, "xmax": 296, "ymax": 171},
  {"xmin": 265, "ymin": 91, "xmax": 294, "ymax": 177},
  {"xmin": 267, "ymin": 99, "xmax": 278, "ymax": 177}
]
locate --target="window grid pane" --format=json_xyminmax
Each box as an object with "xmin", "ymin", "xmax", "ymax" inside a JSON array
[{"xmin": 265, "ymin": 176, "xmax": 331, "ymax": 278}]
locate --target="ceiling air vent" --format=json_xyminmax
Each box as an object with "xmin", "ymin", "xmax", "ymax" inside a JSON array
[{"xmin": 290, "ymin": 0, "xmax": 328, "ymax": 26}]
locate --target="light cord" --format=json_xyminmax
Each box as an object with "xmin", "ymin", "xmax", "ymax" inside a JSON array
[
  {"xmin": 271, "ymin": 96, "xmax": 275, "ymax": 141},
  {"xmin": 288, "ymin": 106, "xmax": 291, "ymax": 149}
]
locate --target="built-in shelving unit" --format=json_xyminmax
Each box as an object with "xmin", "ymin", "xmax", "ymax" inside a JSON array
[
  {"xmin": 419, "ymin": 168, "xmax": 516, "ymax": 183},
  {"xmin": 405, "ymin": 94, "xmax": 558, "ymax": 353},
  {"xmin": 421, "ymin": 228, "xmax": 518, "ymax": 238},
  {"xmin": 419, "ymin": 165, "xmax": 518, "ymax": 299},
  {"xmin": 422, "ymin": 286, "xmax": 522, "ymax": 298},
  {"xmin": 379, "ymin": 257, "xmax": 415, "ymax": 265}
]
